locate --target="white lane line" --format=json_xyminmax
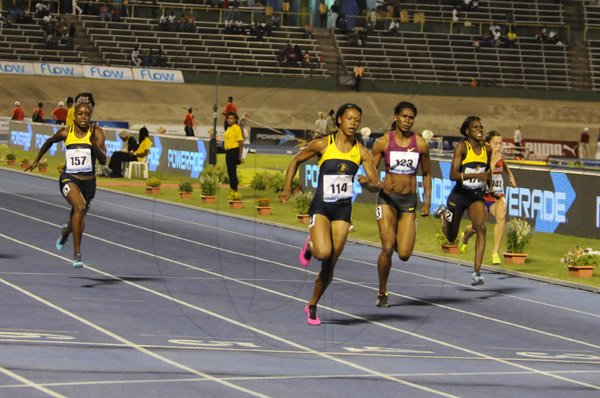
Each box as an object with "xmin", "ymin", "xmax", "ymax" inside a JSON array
[
  {"xmin": 4, "ymin": 202, "xmax": 598, "ymax": 352},
  {"xmin": 0, "ymin": 281, "xmax": 270, "ymax": 397},
  {"xmin": 2, "ymin": 185, "xmax": 599, "ymax": 320},
  {"xmin": 2, "ymin": 369, "xmax": 600, "ymax": 391},
  {"xmin": 0, "ymin": 365, "xmax": 65, "ymax": 397},
  {"xmin": 0, "ymin": 234, "xmax": 462, "ymax": 398},
  {"xmin": 2, "ymin": 229, "xmax": 599, "ymax": 393}
]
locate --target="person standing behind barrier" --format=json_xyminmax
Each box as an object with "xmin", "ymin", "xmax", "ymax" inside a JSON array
[
  {"xmin": 314, "ymin": 111, "xmax": 328, "ymax": 138},
  {"xmin": 32, "ymin": 102, "xmax": 45, "ymax": 123},
  {"xmin": 11, "ymin": 101, "xmax": 25, "ymax": 121},
  {"xmin": 25, "ymin": 93, "xmax": 106, "ymax": 269},
  {"xmin": 52, "ymin": 101, "xmax": 68, "ymax": 125},
  {"xmin": 459, "ymin": 130, "xmax": 516, "ymax": 265},
  {"xmin": 223, "ymin": 112, "xmax": 244, "ymax": 192},
  {"xmin": 66, "ymin": 97, "xmax": 75, "ymax": 128},
  {"xmin": 278, "ymin": 103, "xmax": 381, "ymax": 326},
  {"xmin": 513, "ymin": 125, "xmax": 522, "ymax": 157},
  {"xmin": 370, "ymin": 101, "xmax": 431, "ymax": 308},
  {"xmin": 353, "ymin": 63, "xmax": 364, "ymax": 92},
  {"xmin": 184, "ymin": 107, "xmax": 195, "ymax": 136},
  {"xmin": 325, "ymin": 109, "xmax": 336, "ymax": 134},
  {"xmin": 579, "ymin": 127, "xmax": 590, "ymax": 160},
  {"xmin": 222, "ymin": 96, "xmax": 237, "ymax": 131},
  {"xmin": 434, "ymin": 116, "xmax": 491, "ymax": 286}
]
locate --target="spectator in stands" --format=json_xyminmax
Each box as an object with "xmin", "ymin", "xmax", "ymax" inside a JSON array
[
  {"xmin": 596, "ymin": 130, "xmax": 600, "ymax": 160},
  {"xmin": 167, "ymin": 12, "xmax": 177, "ymax": 30},
  {"xmin": 32, "ymin": 102, "xmax": 45, "ymax": 123},
  {"xmin": 294, "ymin": 44, "xmax": 303, "ymax": 66},
  {"xmin": 547, "ymin": 29, "xmax": 564, "ymax": 46},
  {"xmin": 506, "ymin": 29, "xmax": 518, "ymax": 47},
  {"xmin": 99, "ymin": 2, "xmax": 112, "ymax": 22},
  {"xmin": 534, "ymin": 26, "xmax": 547, "ymax": 42},
  {"xmin": 67, "ymin": 23, "xmax": 76, "ymax": 49},
  {"xmin": 462, "ymin": 0, "xmax": 472, "ymax": 11},
  {"xmin": 72, "ymin": 0, "xmax": 83, "ymax": 16},
  {"xmin": 328, "ymin": 6, "xmax": 337, "ymax": 30},
  {"xmin": 282, "ymin": 0, "xmax": 290, "ymax": 25},
  {"xmin": 470, "ymin": 77, "xmax": 479, "ymax": 87},
  {"xmin": 319, "ymin": 1, "xmax": 328, "ymax": 28},
  {"xmin": 336, "ymin": 13, "xmax": 349, "ymax": 33},
  {"xmin": 52, "ymin": 101, "xmax": 68, "ymax": 125},
  {"xmin": 354, "ymin": 63, "xmax": 364, "ymax": 92},
  {"xmin": 184, "ymin": 107, "xmax": 195, "ymax": 137},
  {"xmin": 478, "ymin": 31, "xmax": 493, "ymax": 47},
  {"xmin": 158, "ymin": 13, "xmax": 169, "ymax": 31},
  {"xmin": 270, "ymin": 13, "xmax": 281, "ymax": 30},
  {"xmin": 579, "ymin": 127, "xmax": 590, "ymax": 159},
  {"xmin": 314, "ymin": 112, "xmax": 328, "ymax": 138},
  {"xmin": 11, "ymin": 101, "xmax": 25, "ymax": 121},
  {"xmin": 222, "ymin": 96, "xmax": 237, "ymax": 131},
  {"xmin": 492, "ymin": 27, "xmax": 502, "ymax": 47},
  {"xmin": 35, "ymin": 2, "xmax": 49, "ymax": 18},
  {"xmin": 388, "ymin": 19, "xmax": 399, "ymax": 36},
  {"xmin": 155, "ymin": 48, "xmax": 167, "ymax": 67},
  {"xmin": 131, "ymin": 46, "xmax": 142, "ymax": 67},
  {"xmin": 143, "ymin": 48, "xmax": 156, "ymax": 67},
  {"xmin": 304, "ymin": 23, "xmax": 314, "ymax": 39}
]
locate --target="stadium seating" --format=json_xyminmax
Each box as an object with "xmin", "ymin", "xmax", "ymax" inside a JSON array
[{"xmin": 80, "ymin": 15, "xmax": 328, "ymax": 78}]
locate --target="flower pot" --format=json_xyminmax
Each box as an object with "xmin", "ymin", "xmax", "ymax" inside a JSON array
[
  {"xmin": 297, "ymin": 214, "xmax": 310, "ymax": 224},
  {"xmin": 567, "ymin": 265, "xmax": 594, "ymax": 278},
  {"xmin": 201, "ymin": 195, "xmax": 216, "ymax": 204},
  {"xmin": 179, "ymin": 191, "xmax": 192, "ymax": 200},
  {"xmin": 145, "ymin": 187, "xmax": 161, "ymax": 195},
  {"xmin": 7, "ymin": 160, "xmax": 15, "ymax": 166},
  {"xmin": 441, "ymin": 244, "xmax": 459, "ymax": 254},
  {"xmin": 503, "ymin": 252, "xmax": 528, "ymax": 265},
  {"xmin": 256, "ymin": 206, "xmax": 272, "ymax": 215},
  {"xmin": 229, "ymin": 200, "xmax": 244, "ymax": 209},
  {"xmin": 20, "ymin": 162, "xmax": 29, "ymax": 169},
  {"xmin": 38, "ymin": 166, "xmax": 48, "ymax": 173}
]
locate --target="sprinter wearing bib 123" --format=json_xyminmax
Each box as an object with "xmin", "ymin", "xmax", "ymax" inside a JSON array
[
  {"xmin": 27, "ymin": 93, "xmax": 106, "ymax": 269},
  {"xmin": 279, "ymin": 103, "xmax": 381, "ymax": 326}
]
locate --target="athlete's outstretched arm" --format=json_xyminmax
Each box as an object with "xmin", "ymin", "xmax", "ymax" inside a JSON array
[
  {"xmin": 25, "ymin": 128, "xmax": 68, "ymax": 172},
  {"xmin": 278, "ymin": 138, "xmax": 326, "ymax": 202}
]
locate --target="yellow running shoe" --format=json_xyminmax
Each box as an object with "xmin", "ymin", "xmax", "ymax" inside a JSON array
[
  {"xmin": 492, "ymin": 252, "xmax": 501, "ymax": 265},
  {"xmin": 458, "ymin": 231, "xmax": 467, "ymax": 254}
]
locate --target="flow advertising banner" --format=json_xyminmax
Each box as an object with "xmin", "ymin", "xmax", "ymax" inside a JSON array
[
  {"xmin": 9, "ymin": 122, "xmax": 208, "ymax": 178},
  {"xmin": 300, "ymin": 159, "xmax": 600, "ymax": 239}
]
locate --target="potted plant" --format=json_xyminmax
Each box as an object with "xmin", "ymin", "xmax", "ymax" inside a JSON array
[
  {"xmin": 503, "ymin": 218, "xmax": 532, "ymax": 264},
  {"xmin": 228, "ymin": 190, "xmax": 243, "ymax": 209},
  {"xmin": 38, "ymin": 159, "xmax": 48, "ymax": 173},
  {"xmin": 145, "ymin": 177, "xmax": 162, "ymax": 194},
  {"xmin": 199, "ymin": 174, "xmax": 219, "ymax": 203},
  {"xmin": 256, "ymin": 197, "xmax": 272, "ymax": 215},
  {"xmin": 293, "ymin": 191, "xmax": 313, "ymax": 223},
  {"xmin": 20, "ymin": 157, "xmax": 29, "ymax": 169},
  {"xmin": 436, "ymin": 232, "xmax": 460, "ymax": 254},
  {"xmin": 178, "ymin": 180, "xmax": 193, "ymax": 199},
  {"xmin": 250, "ymin": 171, "xmax": 270, "ymax": 191},
  {"xmin": 560, "ymin": 246, "xmax": 599, "ymax": 278},
  {"xmin": 6, "ymin": 152, "xmax": 16, "ymax": 166}
]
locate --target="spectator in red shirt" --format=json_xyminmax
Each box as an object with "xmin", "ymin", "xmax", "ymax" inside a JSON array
[
  {"xmin": 184, "ymin": 107, "xmax": 195, "ymax": 136},
  {"xmin": 222, "ymin": 96, "xmax": 237, "ymax": 131},
  {"xmin": 52, "ymin": 101, "xmax": 68, "ymax": 124},
  {"xmin": 11, "ymin": 101, "xmax": 25, "ymax": 121}
]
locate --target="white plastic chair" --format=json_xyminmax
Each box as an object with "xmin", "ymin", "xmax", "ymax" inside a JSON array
[{"xmin": 124, "ymin": 156, "xmax": 149, "ymax": 179}]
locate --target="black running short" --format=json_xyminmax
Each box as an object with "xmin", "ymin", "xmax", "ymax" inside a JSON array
[
  {"xmin": 59, "ymin": 173, "xmax": 96, "ymax": 207},
  {"xmin": 377, "ymin": 191, "xmax": 418, "ymax": 215},
  {"xmin": 309, "ymin": 197, "xmax": 352, "ymax": 223}
]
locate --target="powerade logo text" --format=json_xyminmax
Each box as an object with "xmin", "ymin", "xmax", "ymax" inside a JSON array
[
  {"xmin": 10, "ymin": 128, "xmax": 33, "ymax": 151},
  {"xmin": 505, "ymin": 172, "xmax": 575, "ymax": 233},
  {"xmin": 35, "ymin": 133, "xmax": 58, "ymax": 156},
  {"xmin": 148, "ymin": 137, "xmax": 162, "ymax": 172},
  {"xmin": 104, "ymin": 138, "xmax": 122, "ymax": 158},
  {"xmin": 167, "ymin": 140, "xmax": 207, "ymax": 178}
]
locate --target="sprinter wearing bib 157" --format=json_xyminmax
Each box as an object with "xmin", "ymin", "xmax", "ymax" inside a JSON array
[{"xmin": 27, "ymin": 93, "xmax": 106, "ymax": 269}]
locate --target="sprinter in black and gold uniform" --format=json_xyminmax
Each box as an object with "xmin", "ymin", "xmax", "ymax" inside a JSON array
[
  {"xmin": 435, "ymin": 116, "xmax": 491, "ymax": 286},
  {"xmin": 279, "ymin": 103, "xmax": 381, "ymax": 325},
  {"xmin": 27, "ymin": 93, "xmax": 106, "ymax": 269}
]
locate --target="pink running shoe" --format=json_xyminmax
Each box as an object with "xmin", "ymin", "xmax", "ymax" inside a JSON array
[
  {"xmin": 298, "ymin": 235, "xmax": 312, "ymax": 267},
  {"xmin": 304, "ymin": 304, "xmax": 321, "ymax": 326}
]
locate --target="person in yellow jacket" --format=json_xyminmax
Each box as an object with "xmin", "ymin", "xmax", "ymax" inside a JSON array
[
  {"xmin": 353, "ymin": 64, "xmax": 364, "ymax": 92},
  {"xmin": 223, "ymin": 112, "xmax": 244, "ymax": 192}
]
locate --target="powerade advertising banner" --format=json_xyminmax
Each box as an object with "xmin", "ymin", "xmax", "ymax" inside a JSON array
[
  {"xmin": 0, "ymin": 61, "xmax": 183, "ymax": 83},
  {"xmin": 250, "ymin": 128, "xmax": 310, "ymax": 147},
  {"xmin": 300, "ymin": 159, "xmax": 600, "ymax": 239},
  {"xmin": 9, "ymin": 122, "xmax": 207, "ymax": 178}
]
